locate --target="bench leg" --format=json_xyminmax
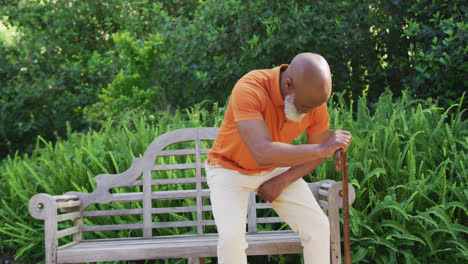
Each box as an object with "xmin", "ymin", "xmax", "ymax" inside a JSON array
[
  {"xmin": 328, "ymin": 183, "xmax": 342, "ymax": 264},
  {"xmin": 188, "ymin": 257, "xmax": 205, "ymax": 264}
]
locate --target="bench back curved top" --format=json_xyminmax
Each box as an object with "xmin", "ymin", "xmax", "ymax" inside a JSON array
[
  {"xmin": 143, "ymin": 127, "xmax": 219, "ymax": 161},
  {"xmin": 67, "ymin": 127, "xmax": 219, "ymax": 209}
]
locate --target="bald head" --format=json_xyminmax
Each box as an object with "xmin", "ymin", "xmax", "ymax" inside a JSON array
[{"xmin": 281, "ymin": 53, "xmax": 332, "ymax": 114}]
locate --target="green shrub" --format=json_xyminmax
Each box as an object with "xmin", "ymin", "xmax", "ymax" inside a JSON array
[
  {"xmin": 89, "ymin": 0, "xmax": 380, "ymax": 117},
  {"xmin": 0, "ymin": 0, "xmax": 120, "ymax": 157},
  {"xmin": 2, "ymin": 0, "xmax": 466, "ymax": 159},
  {"xmin": 1, "ymin": 91, "xmax": 466, "ymax": 263},
  {"xmin": 87, "ymin": 0, "xmax": 467, "ymax": 118},
  {"xmin": 402, "ymin": 9, "xmax": 467, "ymax": 106}
]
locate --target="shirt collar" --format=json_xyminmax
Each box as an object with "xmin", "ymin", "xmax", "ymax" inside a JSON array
[{"xmin": 271, "ymin": 64, "xmax": 289, "ymax": 107}]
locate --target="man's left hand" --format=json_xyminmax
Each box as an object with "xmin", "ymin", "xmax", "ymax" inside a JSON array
[{"xmin": 257, "ymin": 176, "xmax": 286, "ymax": 203}]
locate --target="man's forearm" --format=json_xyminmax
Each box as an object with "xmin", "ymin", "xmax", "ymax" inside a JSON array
[
  {"xmin": 256, "ymin": 141, "xmax": 325, "ymax": 167},
  {"xmin": 271, "ymin": 157, "xmax": 326, "ymax": 189},
  {"xmin": 287, "ymin": 157, "xmax": 326, "ymax": 179}
]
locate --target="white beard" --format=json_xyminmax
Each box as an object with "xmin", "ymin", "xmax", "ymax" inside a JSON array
[{"xmin": 284, "ymin": 93, "xmax": 306, "ymax": 122}]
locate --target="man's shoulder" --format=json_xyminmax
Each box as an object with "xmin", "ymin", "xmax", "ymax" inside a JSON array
[
  {"xmin": 239, "ymin": 67, "xmax": 277, "ymax": 84},
  {"xmin": 233, "ymin": 69, "xmax": 270, "ymax": 92}
]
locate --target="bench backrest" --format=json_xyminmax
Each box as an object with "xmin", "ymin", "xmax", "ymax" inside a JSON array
[{"xmin": 67, "ymin": 127, "xmax": 334, "ymax": 239}]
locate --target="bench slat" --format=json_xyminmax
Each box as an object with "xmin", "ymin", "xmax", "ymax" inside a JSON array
[
  {"xmin": 57, "ymin": 231, "xmax": 302, "ymax": 262},
  {"xmin": 58, "ymin": 226, "xmax": 81, "ymax": 238},
  {"xmin": 318, "ymin": 188, "xmax": 329, "ymax": 197},
  {"xmin": 84, "ymin": 209, "xmax": 143, "ymax": 217},
  {"xmin": 57, "ymin": 212, "xmax": 82, "ymax": 222},
  {"xmin": 82, "ymin": 206, "xmax": 213, "ymax": 218},
  {"xmin": 81, "ymin": 220, "xmax": 216, "ymax": 233},
  {"xmin": 110, "ymin": 193, "xmax": 143, "ymax": 202},
  {"xmin": 257, "ymin": 217, "xmax": 283, "ymax": 224},
  {"xmin": 152, "ymin": 190, "xmax": 210, "ymax": 200},
  {"xmin": 130, "ymin": 177, "xmax": 208, "ymax": 186},
  {"xmin": 152, "ymin": 163, "xmax": 200, "ymax": 171},
  {"xmin": 158, "ymin": 149, "xmax": 209, "ymax": 157},
  {"xmin": 256, "ymin": 203, "xmax": 272, "ymax": 209},
  {"xmin": 57, "ymin": 241, "xmax": 80, "ymax": 250},
  {"xmin": 129, "ymin": 177, "xmax": 209, "ymax": 187},
  {"xmin": 153, "ymin": 206, "xmax": 212, "ymax": 214},
  {"xmin": 152, "ymin": 220, "xmax": 215, "ymax": 229},
  {"xmin": 76, "ymin": 234, "xmax": 220, "ymax": 247},
  {"xmin": 72, "ymin": 230, "xmax": 299, "ymax": 247},
  {"xmin": 54, "ymin": 195, "xmax": 78, "ymax": 201},
  {"xmin": 83, "ymin": 224, "xmax": 143, "ymax": 232},
  {"xmin": 56, "ymin": 200, "xmax": 81, "ymax": 209},
  {"xmin": 109, "ymin": 190, "xmax": 211, "ymax": 202}
]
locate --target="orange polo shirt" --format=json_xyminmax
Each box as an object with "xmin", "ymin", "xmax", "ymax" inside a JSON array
[{"xmin": 207, "ymin": 64, "xmax": 330, "ymax": 174}]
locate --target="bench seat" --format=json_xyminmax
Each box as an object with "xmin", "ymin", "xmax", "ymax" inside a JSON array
[{"xmin": 58, "ymin": 231, "xmax": 302, "ymax": 263}]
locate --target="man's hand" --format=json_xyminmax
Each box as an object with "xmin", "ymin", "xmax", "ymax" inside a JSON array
[
  {"xmin": 257, "ymin": 175, "xmax": 287, "ymax": 203},
  {"xmin": 320, "ymin": 130, "xmax": 352, "ymax": 157}
]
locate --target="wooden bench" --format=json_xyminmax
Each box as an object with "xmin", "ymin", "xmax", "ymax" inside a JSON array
[{"xmin": 28, "ymin": 127, "xmax": 355, "ymax": 264}]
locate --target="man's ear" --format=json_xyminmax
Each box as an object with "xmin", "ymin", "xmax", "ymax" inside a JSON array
[{"xmin": 286, "ymin": 78, "xmax": 295, "ymax": 94}]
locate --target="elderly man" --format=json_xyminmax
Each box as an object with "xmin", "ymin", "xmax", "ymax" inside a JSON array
[{"xmin": 205, "ymin": 53, "xmax": 352, "ymax": 264}]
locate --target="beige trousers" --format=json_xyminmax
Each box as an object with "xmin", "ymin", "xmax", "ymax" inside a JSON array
[{"xmin": 205, "ymin": 163, "xmax": 330, "ymax": 264}]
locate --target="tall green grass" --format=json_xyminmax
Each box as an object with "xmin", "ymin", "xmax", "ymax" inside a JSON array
[
  {"xmin": 0, "ymin": 91, "xmax": 466, "ymax": 263},
  {"xmin": 322, "ymin": 91, "xmax": 468, "ymax": 263}
]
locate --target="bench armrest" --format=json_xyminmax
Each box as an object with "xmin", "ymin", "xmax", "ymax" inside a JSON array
[
  {"xmin": 29, "ymin": 194, "xmax": 82, "ymax": 220},
  {"xmin": 308, "ymin": 180, "xmax": 356, "ymax": 210},
  {"xmin": 28, "ymin": 193, "xmax": 83, "ymax": 264}
]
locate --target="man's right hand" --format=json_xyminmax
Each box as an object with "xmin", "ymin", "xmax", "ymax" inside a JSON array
[{"xmin": 320, "ymin": 130, "xmax": 352, "ymax": 157}]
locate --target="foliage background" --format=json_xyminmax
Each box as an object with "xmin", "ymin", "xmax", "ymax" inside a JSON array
[
  {"xmin": 0, "ymin": 92, "xmax": 467, "ymax": 263},
  {"xmin": 0, "ymin": 0, "xmax": 467, "ymax": 263},
  {"xmin": 1, "ymin": 0, "xmax": 466, "ymax": 158}
]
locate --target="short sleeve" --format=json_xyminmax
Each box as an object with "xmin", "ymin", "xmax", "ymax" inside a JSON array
[
  {"xmin": 230, "ymin": 81, "xmax": 266, "ymax": 122},
  {"xmin": 306, "ymin": 103, "xmax": 330, "ymax": 135}
]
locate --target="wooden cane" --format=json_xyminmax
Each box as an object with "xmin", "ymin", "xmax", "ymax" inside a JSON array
[{"xmin": 335, "ymin": 150, "xmax": 351, "ymax": 264}]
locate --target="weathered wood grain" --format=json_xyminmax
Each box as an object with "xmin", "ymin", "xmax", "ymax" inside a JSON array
[
  {"xmin": 81, "ymin": 206, "xmax": 213, "ymax": 218},
  {"xmin": 73, "ymin": 216, "xmax": 84, "ymax": 242},
  {"xmin": 29, "ymin": 194, "xmax": 58, "ymax": 264},
  {"xmin": 83, "ymin": 209, "xmax": 143, "ymax": 217},
  {"xmin": 58, "ymin": 226, "xmax": 81, "ymax": 239},
  {"xmin": 143, "ymin": 170, "xmax": 152, "ymax": 238},
  {"xmin": 53, "ymin": 195, "xmax": 78, "ymax": 201},
  {"xmin": 158, "ymin": 149, "xmax": 210, "ymax": 157},
  {"xmin": 247, "ymin": 192, "xmax": 257, "ymax": 233},
  {"xmin": 57, "ymin": 212, "xmax": 81, "ymax": 222},
  {"xmin": 133, "ymin": 177, "xmax": 208, "ymax": 186},
  {"xmin": 152, "ymin": 163, "xmax": 198, "ymax": 171},
  {"xmin": 328, "ymin": 181, "xmax": 355, "ymax": 264},
  {"xmin": 57, "ymin": 231, "xmax": 301, "ymax": 263},
  {"xmin": 82, "ymin": 223, "xmax": 143, "ymax": 232},
  {"xmin": 256, "ymin": 217, "xmax": 283, "ymax": 224},
  {"xmin": 195, "ymin": 131, "xmax": 203, "ymax": 234}
]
